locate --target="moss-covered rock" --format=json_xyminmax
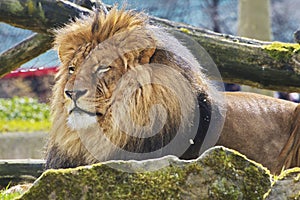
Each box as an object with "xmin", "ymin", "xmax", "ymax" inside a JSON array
[
  {"xmin": 18, "ymin": 146, "xmax": 272, "ymax": 200},
  {"xmin": 265, "ymin": 168, "xmax": 300, "ymax": 200},
  {"xmin": 263, "ymin": 42, "xmax": 300, "ymax": 62}
]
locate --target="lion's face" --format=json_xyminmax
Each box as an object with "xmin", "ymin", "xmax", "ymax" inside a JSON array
[
  {"xmin": 63, "ymin": 49, "xmax": 122, "ymax": 130},
  {"xmin": 59, "ymin": 26, "xmax": 156, "ymax": 131}
]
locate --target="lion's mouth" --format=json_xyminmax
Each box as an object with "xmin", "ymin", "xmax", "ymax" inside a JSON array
[{"xmin": 69, "ymin": 106, "xmax": 103, "ymax": 117}]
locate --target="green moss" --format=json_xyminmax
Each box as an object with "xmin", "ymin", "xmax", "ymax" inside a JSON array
[
  {"xmin": 20, "ymin": 163, "xmax": 189, "ymax": 199},
  {"xmin": 27, "ymin": 0, "xmax": 35, "ymax": 15},
  {"xmin": 265, "ymin": 168, "xmax": 300, "ymax": 199},
  {"xmin": 179, "ymin": 28, "xmax": 191, "ymax": 34},
  {"xmin": 278, "ymin": 168, "xmax": 300, "ymax": 199},
  {"xmin": 18, "ymin": 147, "xmax": 272, "ymax": 200},
  {"xmin": 5, "ymin": 1, "xmax": 23, "ymax": 14},
  {"xmin": 263, "ymin": 42, "xmax": 300, "ymax": 62},
  {"xmin": 210, "ymin": 177, "xmax": 242, "ymax": 199},
  {"xmin": 26, "ymin": 0, "xmax": 45, "ymax": 19},
  {"xmin": 201, "ymin": 148, "xmax": 271, "ymax": 199},
  {"xmin": 277, "ymin": 167, "xmax": 300, "ymax": 180}
]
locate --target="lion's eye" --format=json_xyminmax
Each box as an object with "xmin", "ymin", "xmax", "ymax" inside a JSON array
[
  {"xmin": 69, "ymin": 66, "xmax": 75, "ymax": 74},
  {"xmin": 96, "ymin": 65, "xmax": 111, "ymax": 74}
]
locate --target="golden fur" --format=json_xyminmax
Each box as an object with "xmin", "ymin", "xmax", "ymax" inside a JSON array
[
  {"xmin": 46, "ymin": 7, "xmax": 300, "ymax": 174},
  {"xmin": 218, "ymin": 92, "xmax": 300, "ymax": 174},
  {"xmin": 46, "ymin": 7, "xmax": 214, "ymax": 169}
]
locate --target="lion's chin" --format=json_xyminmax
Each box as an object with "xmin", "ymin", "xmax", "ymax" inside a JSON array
[{"xmin": 67, "ymin": 112, "xmax": 98, "ymax": 130}]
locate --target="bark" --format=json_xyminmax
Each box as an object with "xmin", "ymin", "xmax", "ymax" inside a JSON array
[
  {"xmin": 0, "ymin": 0, "xmax": 91, "ymax": 34},
  {"xmin": 1, "ymin": 0, "xmax": 300, "ymax": 92},
  {"xmin": 0, "ymin": 159, "xmax": 44, "ymax": 186},
  {"xmin": 150, "ymin": 17, "xmax": 300, "ymax": 92},
  {"xmin": 0, "ymin": 33, "xmax": 53, "ymax": 77}
]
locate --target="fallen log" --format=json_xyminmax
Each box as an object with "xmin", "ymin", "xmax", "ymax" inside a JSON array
[{"xmin": 0, "ymin": 159, "xmax": 45, "ymax": 187}]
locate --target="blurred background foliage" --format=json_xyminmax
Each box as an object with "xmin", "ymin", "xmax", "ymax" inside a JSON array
[{"xmin": 0, "ymin": 97, "xmax": 50, "ymax": 132}]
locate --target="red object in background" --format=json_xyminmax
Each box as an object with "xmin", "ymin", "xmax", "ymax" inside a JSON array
[{"xmin": 2, "ymin": 67, "xmax": 58, "ymax": 79}]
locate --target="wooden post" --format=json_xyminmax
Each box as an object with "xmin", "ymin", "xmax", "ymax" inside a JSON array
[{"xmin": 238, "ymin": 0, "xmax": 274, "ymax": 95}]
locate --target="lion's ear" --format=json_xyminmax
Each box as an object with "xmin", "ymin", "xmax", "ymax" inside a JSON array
[
  {"xmin": 56, "ymin": 46, "xmax": 72, "ymax": 65},
  {"xmin": 57, "ymin": 47, "xmax": 64, "ymax": 62},
  {"xmin": 139, "ymin": 48, "xmax": 156, "ymax": 64}
]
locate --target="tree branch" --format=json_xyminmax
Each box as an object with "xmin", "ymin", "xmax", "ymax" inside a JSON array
[
  {"xmin": 0, "ymin": 0, "xmax": 92, "ymax": 77},
  {"xmin": 0, "ymin": 33, "xmax": 53, "ymax": 77},
  {"xmin": 0, "ymin": 0, "xmax": 91, "ymax": 34},
  {"xmin": 149, "ymin": 17, "xmax": 300, "ymax": 92},
  {"xmin": 1, "ymin": 0, "xmax": 300, "ymax": 92}
]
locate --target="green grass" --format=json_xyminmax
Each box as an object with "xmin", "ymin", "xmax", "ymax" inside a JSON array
[
  {"xmin": 0, "ymin": 190, "xmax": 21, "ymax": 200},
  {"xmin": 0, "ymin": 97, "xmax": 50, "ymax": 133},
  {"xmin": 0, "ymin": 120, "xmax": 51, "ymax": 133},
  {"xmin": 0, "ymin": 184, "xmax": 21, "ymax": 200}
]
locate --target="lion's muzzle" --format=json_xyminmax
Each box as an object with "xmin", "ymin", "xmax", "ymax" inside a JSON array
[
  {"xmin": 65, "ymin": 89, "xmax": 87, "ymax": 101},
  {"xmin": 65, "ymin": 89, "xmax": 103, "ymax": 117}
]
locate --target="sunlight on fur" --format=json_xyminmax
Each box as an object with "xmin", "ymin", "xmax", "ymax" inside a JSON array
[
  {"xmin": 45, "ymin": 6, "xmax": 220, "ymax": 169},
  {"xmin": 67, "ymin": 112, "xmax": 97, "ymax": 130},
  {"xmin": 45, "ymin": 6, "xmax": 300, "ymax": 174}
]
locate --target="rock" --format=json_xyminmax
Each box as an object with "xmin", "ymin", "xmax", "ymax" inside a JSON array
[
  {"xmin": 19, "ymin": 146, "xmax": 272, "ymax": 200},
  {"xmin": 266, "ymin": 168, "xmax": 300, "ymax": 200}
]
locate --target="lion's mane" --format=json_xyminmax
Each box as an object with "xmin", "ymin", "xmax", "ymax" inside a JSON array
[{"xmin": 45, "ymin": 7, "xmax": 223, "ymax": 169}]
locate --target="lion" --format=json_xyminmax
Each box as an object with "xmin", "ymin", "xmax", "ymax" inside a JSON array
[{"xmin": 46, "ymin": 7, "xmax": 300, "ymax": 174}]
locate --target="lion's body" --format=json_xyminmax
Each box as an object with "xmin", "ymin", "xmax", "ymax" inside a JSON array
[
  {"xmin": 46, "ymin": 8, "xmax": 300, "ymax": 174},
  {"xmin": 218, "ymin": 92, "xmax": 300, "ymax": 173}
]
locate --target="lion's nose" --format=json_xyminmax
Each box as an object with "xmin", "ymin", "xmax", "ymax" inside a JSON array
[{"xmin": 65, "ymin": 89, "xmax": 88, "ymax": 100}]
